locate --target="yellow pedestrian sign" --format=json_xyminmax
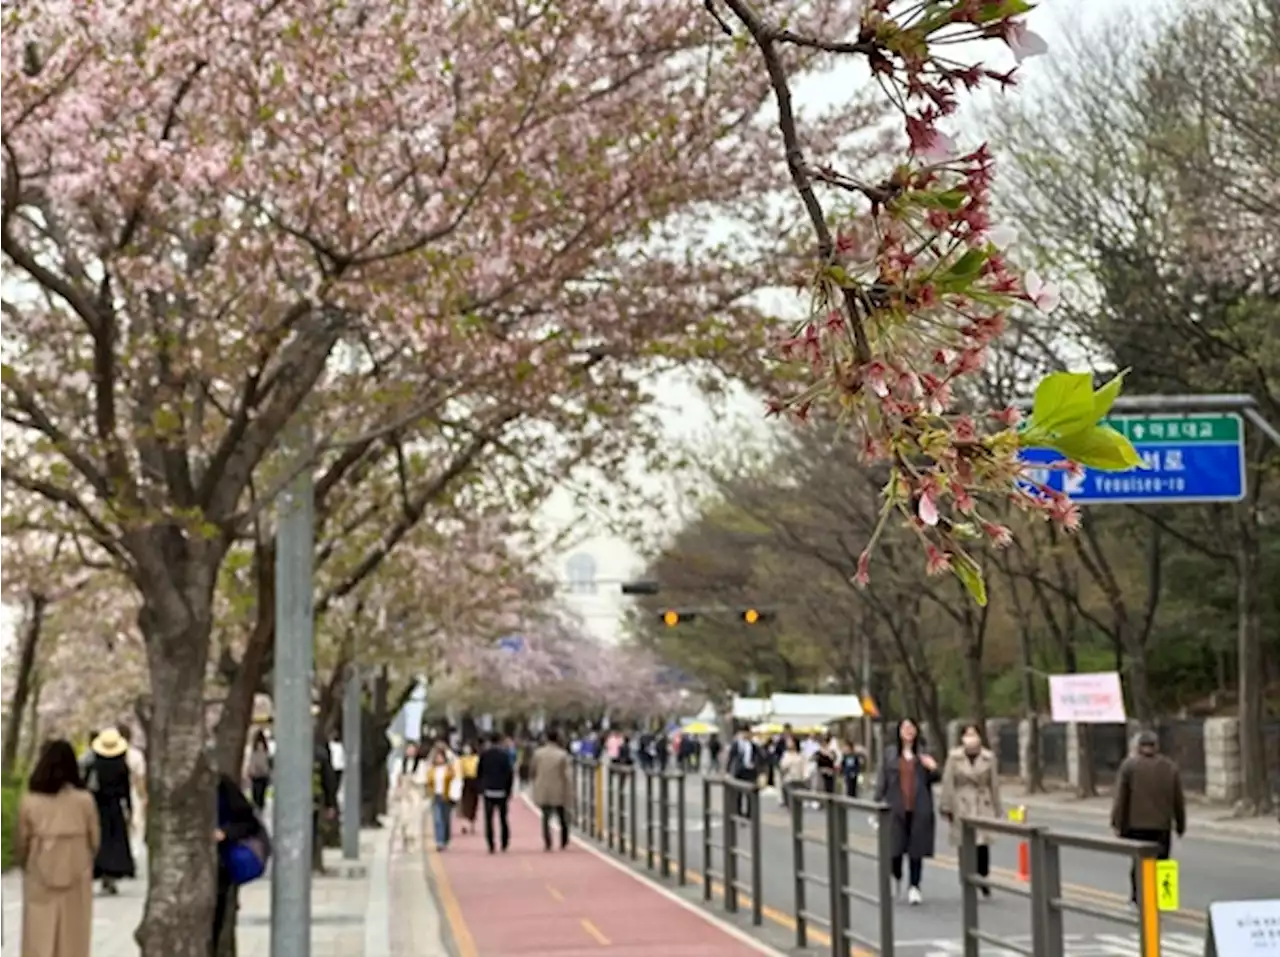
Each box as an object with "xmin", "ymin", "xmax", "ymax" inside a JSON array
[
  {"xmin": 1156, "ymin": 859, "xmax": 1179, "ymax": 911},
  {"xmin": 1007, "ymin": 806, "xmax": 1027, "ymax": 824}
]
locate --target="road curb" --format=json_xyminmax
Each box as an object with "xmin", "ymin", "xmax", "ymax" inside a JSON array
[{"xmin": 1010, "ymin": 797, "xmax": 1280, "ymax": 846}]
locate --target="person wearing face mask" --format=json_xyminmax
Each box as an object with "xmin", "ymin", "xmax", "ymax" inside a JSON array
[
  {"xmin": 940, "ymin": 723, "xmax": 1003, "ymax": 898},
  {"xmin": 874, "ymin": 718, "xmax": 939, "ymax": 905}
]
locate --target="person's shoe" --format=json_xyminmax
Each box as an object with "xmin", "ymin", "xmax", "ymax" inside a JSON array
[
  {"xmin": 908, "ymin": 886, "xmax": 923, "ymax": 906},
  {"xmin": 980, "ymin": 886, "xmax": 992, "ymax": 899}
]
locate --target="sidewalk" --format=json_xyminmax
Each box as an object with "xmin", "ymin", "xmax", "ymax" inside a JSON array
[
  {"xmin": 428, "ymin": 796, "xmax": 782, "ymax": 956},
  {"xmin": 999, "ymin": 783, "xmax": 1280, "ymax": 845},
  {"xmin": 1, "ymin": 827, "xmax": 447, "ymax": 956}
]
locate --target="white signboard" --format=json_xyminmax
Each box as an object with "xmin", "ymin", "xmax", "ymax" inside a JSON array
[
  {"xmin": 1206, "ymin": 899, "xmax": 1280, "ymax": 957},
  {"xmin": 1048, "ymin": 671, "xmax": 1127, "ymax": 723}
]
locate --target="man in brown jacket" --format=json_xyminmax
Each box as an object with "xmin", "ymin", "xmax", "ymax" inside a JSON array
[
  {"xmin": 1110, "ymin": 729, "xmax": 1186, "ymax": 903},
  {"xmin": 530, "ymin": 729, "xmax": 573, "ymax": 851}
]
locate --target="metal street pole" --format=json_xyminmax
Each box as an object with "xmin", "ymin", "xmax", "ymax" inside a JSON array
[
  {"xmin": 342, "ymin": 663, "xmax": 362, "ymax": 862},
  {"xmin": 272, "ymin": 425, "xmax": 315, "ymax": 957}
]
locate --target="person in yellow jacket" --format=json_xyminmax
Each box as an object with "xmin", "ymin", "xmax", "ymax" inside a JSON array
[
  {"xmin": 426, "ymin": 744, "xmax": 461, "ymax": 851},
  {"xmin": 457, "ymin": 742, "xmax": 481, "ymax": 835}
]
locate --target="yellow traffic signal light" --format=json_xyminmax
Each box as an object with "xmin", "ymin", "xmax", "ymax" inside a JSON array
[
  {"xmin": 663, "ymin": 610, "xmax": 680, "ymax": 627},
  {"xmin": 743, "ymin": 608, "xmax": 760, "ymax": 624}
]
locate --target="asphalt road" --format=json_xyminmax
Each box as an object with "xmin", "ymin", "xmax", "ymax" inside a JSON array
[{"xmin": 596, "ymin": 771, "xmax": 1278, "ymax": 956}]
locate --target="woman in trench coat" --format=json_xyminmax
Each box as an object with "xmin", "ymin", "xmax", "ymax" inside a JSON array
[
  {"xmin": 874, "ymin": 718, "xmax": 940, "ymax": 905},
  {"xmin": 939, "ymin": 723, "xmax": 1004, "ymax": 897},
  {"xmin": 17, "ymin": 739, "xmax": 100, "ymax": 957}
]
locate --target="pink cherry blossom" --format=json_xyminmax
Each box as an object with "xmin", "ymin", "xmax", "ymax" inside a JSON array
[
  {"xmin": 1024, "ymin": 270, "xmax": 1063, "ymax": 312},
  {"xmin": 1007, "ymin": 23, "xmax": 1050, "ymax": 63}
]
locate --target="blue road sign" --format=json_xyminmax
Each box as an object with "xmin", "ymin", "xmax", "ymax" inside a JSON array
[{"xmin": 1020, "ymin": 413, "xmax": 1246, "ymax": 505}]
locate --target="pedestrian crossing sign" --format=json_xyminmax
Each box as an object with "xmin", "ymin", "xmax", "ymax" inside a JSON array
[{"xmin": 1156, "ymin": 859, "xmax": 1179, "ymax": 911}]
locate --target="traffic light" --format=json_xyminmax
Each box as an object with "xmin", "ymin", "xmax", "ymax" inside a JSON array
[
  {"xmin": 740, "ymin": 608, "xmax": 775, "ymax": 624},
  {"xmin": 660, "ymin": 609, "xmax": 696, "ymax": 627}
]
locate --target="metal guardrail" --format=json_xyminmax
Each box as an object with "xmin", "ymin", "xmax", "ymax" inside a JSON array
[
  {"xmin": 573, "ymin": 760, "xmax": 1165, "ymax": 957},
  {"xmin": 956, "ymin": 818, "xmax": 1163, "ymax": 957},
  {"xmin": 789, "ymin": 788, "xmax": 894, "ymax": 955}
]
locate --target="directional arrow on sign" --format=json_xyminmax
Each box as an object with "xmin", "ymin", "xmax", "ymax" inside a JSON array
[{"xmin": 1064, "ymin": 471, "xmax": 1086, "ymax": 495}]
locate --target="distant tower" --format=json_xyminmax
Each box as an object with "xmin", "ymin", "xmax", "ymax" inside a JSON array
[{"xmin": 565, "ymin": 552, "xmax": 599, "ymax": 595}]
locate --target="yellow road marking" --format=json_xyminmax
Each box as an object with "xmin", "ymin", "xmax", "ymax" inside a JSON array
[
  {"xmin": 581, "ymin": 917, "xmax": 611, "ymax": 945},
  {"xmin": 426, "ymin": 846, "xmax": 479, "ymax": 957},
  {"xmin": 548, "ymin": 884, "xmax": 565, "ymax": 902}
]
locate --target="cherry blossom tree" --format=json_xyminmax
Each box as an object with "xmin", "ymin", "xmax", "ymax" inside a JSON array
[
  {"xmin": 1, "ymin": 3, "xmax": 886, "ymax": 948},
  {"xmin": 710, "ymin": 0, "xmax": 1144, "ymax": 603}
]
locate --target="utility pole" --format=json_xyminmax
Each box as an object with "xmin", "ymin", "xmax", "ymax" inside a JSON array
[
  {"xmin": 341, "ymin": 663, "xmax": 362, "ymax": 863},
  {"xmin": 272, "ymin": 425, "xmax": 315, "ymax": 957}
]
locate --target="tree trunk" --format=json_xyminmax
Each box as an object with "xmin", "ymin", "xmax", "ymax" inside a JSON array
[
  {"xmin": 2, "ymin": 592, "xmax": 47, "ymax": 781},
  {"xmin": 22, "ymin": 675, "xmax": 43, "ymax": 772},
  {"xmin": 963, "ymin": 640, "xmax": 987, "ymax": 730},
  {"xmin": 131, "ymin": 530, "xmax": 222, "ymax": 957},
  {"xmin": 1235, "ymin": 499, "xmax": 1271, "ymax": 814}
]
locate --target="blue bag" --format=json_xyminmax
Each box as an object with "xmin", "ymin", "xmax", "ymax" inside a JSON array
[{"xmin": 218, "ymin": 790, "xmax": 272, "ymax": 885}]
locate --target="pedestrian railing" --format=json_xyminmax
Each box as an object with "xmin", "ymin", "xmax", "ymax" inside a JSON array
[
  {"xmin": 573, "ymin": 757, "xmax": 600, "ymax": 838},
  {"xmin": 788, "ymin": 788, "xmax": 895, "ymax": 955},
  {"xmin": 702, "ymin": 774, "xmax": 764, "ymax": 926},
  {"xmin": 639, "ymin": 769, "xmax": 688, "ymax": 882},
  {"xmin": 572, "ymin": 762, "xmax": 1164, "ymax": 957},
  {"xmin": 605, "ymin": 764, "xmax": 638, "ymax": 857},
  {"xmin": 957, "ymin": 818, "xmax": 1163, "ymax": 957}
]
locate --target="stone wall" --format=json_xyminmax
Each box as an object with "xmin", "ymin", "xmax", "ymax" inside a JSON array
[{"xmin": 1204, "ymin": 717, "xmax": 1241, "ymax": 803}]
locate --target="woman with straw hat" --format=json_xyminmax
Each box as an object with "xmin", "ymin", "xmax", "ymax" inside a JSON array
[{"xmin": 83, "ymin": 728, "xmax": 136, "ymax": 894}]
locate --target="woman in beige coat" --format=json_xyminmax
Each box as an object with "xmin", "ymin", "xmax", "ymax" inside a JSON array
[
  {"xmin": 939, "ymin": 723, "xmax": 1003, "ymax": 898},
  {"xmin": 16, "ymin": 739, "xmax": 100, "ymax": 957}
]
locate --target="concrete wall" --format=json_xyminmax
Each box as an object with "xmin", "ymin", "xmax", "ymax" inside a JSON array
[{"xmin": 1204, "ymin": 717, "xmax": 1241, "ymax": 803}]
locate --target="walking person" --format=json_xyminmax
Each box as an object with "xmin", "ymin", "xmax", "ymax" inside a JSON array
[
  {"xmin": 212, "ymin": 773, "xmax": 270, "ymax": 954},
  {"xmin": 457, "ymin": 742, "xmax": 480, "ymax": 835},
  {"xmin": 1110, "ymin": 729, "xmax": 1186, "ymax": 905},
  {"xmin": 841, "ymin": 739, "xmax": 866, "ymax": 798},
  {"xmin": 874, "ymin": 718, "xmax": 939, "ymax": 905},
  {"xmin": 778, "ymin": 737, "xmax": 807, "ymax": 810},
  {"xmin": 477, "ymin": 734, "xmax": 515, "ymax": 853},
  {"xmin": 939, "ymin": 723, "xmax": 1003, "ymax": 898},
  {"xmin": 390, "ymin": 742, "xmax": 428, "ymax": 851},
  {"xmin": 530, "ymin": 729, "xmax": 573, "ymax": 851},
  {"xmin": 815, "ymin": 737, "xmax": 838, "ymax": 795},
  {"xmin": 245, "ymin": 730, "xmax": 272, "ymax": 812},
  {"xmin": 82, "ymin": 728, "xmax": 135, "ymax": 895},
  {"xmin": 726, "ymin": 729, "xmax": 760, "ymax": 817},
  {"xmin": 427, "ymin": 743, "xmax": 461, "ymax": 852},
  {"xmin": 118, "ymin": 726, "xmax": 147, "ymax": 852},
  {"xmin": 16, "ymin": 739, "xmax": 98, "ymax": 957}
]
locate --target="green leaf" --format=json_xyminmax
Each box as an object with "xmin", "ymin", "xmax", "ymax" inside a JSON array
[
  {"xmin": 1052, "ymin": 425, "xmax": 1144, "ymax": 471},
  {"xmin": 935, "ymin": 188, "xmax": 967, "ymax": 211},
  {"xmin": 977, "ymin": 0, "xmax": 1034, "ymax": 22},
  {"xmin": 1030, "ymin": 371, "xmax": 1096, "ymax": 438},
  {"xmin": 1092, "ymin": 368, "xmax": 1128, "ymax": 420},
  {"xmin": 952, "ymin": 551, "xmax": 988, "ymax": 606},
  {"xmin": 945, "ymin": 248, "xmax": 987, "ymax": 280}
]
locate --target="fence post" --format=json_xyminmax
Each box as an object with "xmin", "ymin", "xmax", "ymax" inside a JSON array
[
  {"xmin": 875, "ymin": 803, "xmax": 894, "ymax": 956},
  {"xmin": 749, "ymin": 786, "xmax": 763, "ymax": 926},
  {"xmin": 959, "ymin": 820, "xmax": 980, "ymax": 957},
  {"xmin": 629, "ymin": 770, "xmax": 639, "ymax": 861},
  {"xmin": 645, "ymin": 772, "xmax": 655, "ymax": 870},
  {"xmin": 1037, "ymin": 832, "xmax": 1065, "ymax": 957},
  {"xmin": 790, "ymin": 794, "xmax": 806, "ymax": 948},
  {"xmin": 1136, "ymin": 848, "xmax": 1161, "ymax": 957},
  {"xmin": 724, "ymin": 783, "xmax": 738, "ymax": 914},
  {"xmin": 701, "ymin": 776, "xmax": 712, "ymax": 902},
  {"xmin": 606, "ymin": 768, "xmax": 616, "ymax": 851},
  {"xmin": 830, "ymin": 800, "xmax": 848, "ymax": 956},
  {"xmin": 659, "ymin": 774, "xmax": 671, "ymax": 879},
  {"xmin": 676, "ymin": 774, "xmax": 687, "ymax": 885}
]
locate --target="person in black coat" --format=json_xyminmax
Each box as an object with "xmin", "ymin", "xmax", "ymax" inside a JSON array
[
  {"xmin": 726, "ymin": 729, "xmax": 761, "ymax": 817},
  {"xmin": 213, "ymin": 774, "xmax": 266, "ymax": 953},
  {"xmin": 476, "ymin": 734, "xmax": 515, "ymax": 853},
  {"xmin": 84, "ymin": 728, "xmax": 136, "ymax": 894},
  {"xmin": 874, "ymin": 718, "xmax": 940, "ymax": 905}
]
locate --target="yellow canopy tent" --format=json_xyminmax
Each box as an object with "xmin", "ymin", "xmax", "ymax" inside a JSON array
[{"xmin": 677, "ymin": 720, "xmax": 718, "ymax": 735}]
